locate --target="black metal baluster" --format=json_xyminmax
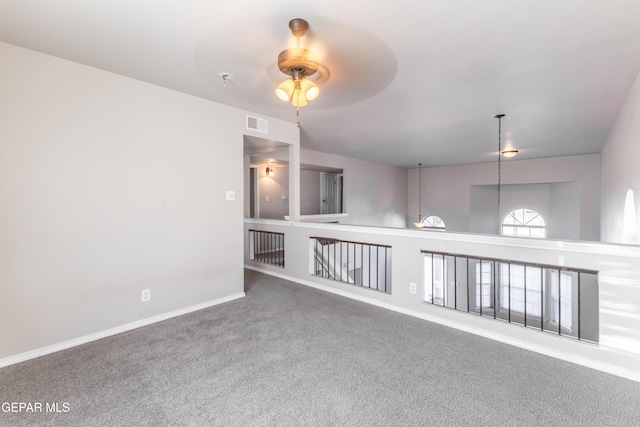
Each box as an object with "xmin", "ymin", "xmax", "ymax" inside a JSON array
[
  {"xmin": 432, "ymin": 254, "xmax": 435, "ymax": 304},
  {"xmin": 376, "ymin": 245, "xmax": 379, "ymax": 291},
  {"xmin": 384, "ymin": 246, "xmax": 388, "ymax": 293},
  {"xmin": 558, "ymin": 269, "xmax": 562, "ymax": 336},
  {"xmin": 493, "ymin": 261, "xmax": 497, "ymax": 319},
  {"xmin": 479, "ymin": 260, "xmax": 483, "ymax": 317},
  {"xmin": 467, "ymin": 257, "xmax": 470, "ymax": 313},
  {"xmin": 453, "ymin": 256, "xmax": 458, "ymax": 310},
  {"xmin": 508, "ymin": 263, "xmax": 511, "ymax": 324},
  {"xmin": 578, "ymin": 272, "xmax": 581, "ymax": 340},
  {"xmin": 524, "ymin": 266, "xmax": 527, "ymax": 328},
  {"xmin": 540, "ymin": 267, "xmax": 544, "ymax": 331}
]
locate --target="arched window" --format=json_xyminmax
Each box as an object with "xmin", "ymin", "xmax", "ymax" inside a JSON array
[
  {"xmin": 502, "ymin": 209, "xmax": 545, "ymax": 238},
  {"xmin": 421, "ymin": 215, "xmax": 446, "ymax": 231}
]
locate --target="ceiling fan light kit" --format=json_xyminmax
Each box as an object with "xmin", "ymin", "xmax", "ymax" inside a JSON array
[{"xmin": 276, "ymin": 18, "xmax": 320, "ymax": 115}]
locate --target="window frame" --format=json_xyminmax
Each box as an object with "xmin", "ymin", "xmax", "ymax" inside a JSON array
[
  {"xmin": 502, "ymin": 208, "xmax": 546, "ymax": 238},
  {"xmin": 420, "ymin": 215, "xmax": 446, "ymax": 231}
]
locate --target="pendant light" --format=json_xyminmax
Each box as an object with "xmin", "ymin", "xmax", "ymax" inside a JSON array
[{"xmin": 414, "ymin": 163, "xmax": 425, "ymax": 229}]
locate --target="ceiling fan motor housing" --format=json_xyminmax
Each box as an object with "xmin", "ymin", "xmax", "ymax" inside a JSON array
[{"xmin": 277, "ymin": 48, "xmax": 319, "ymax": 77}]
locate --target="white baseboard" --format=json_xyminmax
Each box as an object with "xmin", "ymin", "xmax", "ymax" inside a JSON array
[
  {"xmin": 0, "ymin": 292, "xmax": 246, "ymax": 369},
  {"xmin": 245, "ymin": 265, "xmax": 640, "ymax": 383}
]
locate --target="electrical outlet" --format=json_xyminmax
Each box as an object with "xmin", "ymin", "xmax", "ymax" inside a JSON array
[
  {"xmin": 265, "ymin": 195, "xmax": 270, "ymax": 202},
  {"xmin": 141, "ymin": 289, "xmax": 151, "ymax": 302},
  {"xmin": 225, "ymin": 190, "xmax": 236, "ymax": 201},
  {"xmin": 409, "ymin": 282, "xmax": 417, "ymax": 294}
]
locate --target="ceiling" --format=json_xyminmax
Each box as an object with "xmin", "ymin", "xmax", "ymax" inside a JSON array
[{"xmin": 2, "ymin": 0, "xmax": 640, "ymax": 168}]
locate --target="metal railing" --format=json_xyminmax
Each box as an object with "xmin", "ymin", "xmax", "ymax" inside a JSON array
[
  {"xmin": 311, "ymin": 237, "xmax": 392, "ymax": 293},
  {"xmin": 249, "ymin": 230, "xmax": 285, "ymax": 267},
  {"xmin": 421, "ymin": 250, "xmax": 599, "ymax": 343}
]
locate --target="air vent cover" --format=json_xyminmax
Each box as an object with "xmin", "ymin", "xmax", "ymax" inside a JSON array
[{"xmin": 246, "ymin": 115, "xmax": 268, "ymax": 133}]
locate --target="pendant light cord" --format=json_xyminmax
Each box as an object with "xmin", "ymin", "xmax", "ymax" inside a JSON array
[
  {"xmin": 418, "ymin": 163, "xmax": 422, "ymax": 224},
  {"xmin": 495, "ymin": 114, "xmax": 505, "ymax": 233}
]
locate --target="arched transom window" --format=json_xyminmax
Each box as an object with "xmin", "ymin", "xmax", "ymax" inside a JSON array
[
  {"xmin": 421, "ymin": 215, "xmax": 446, "ymax": 231},
  {"xmin": 502, "ymin": 209, "xmax": 545, "ymax": 238}
]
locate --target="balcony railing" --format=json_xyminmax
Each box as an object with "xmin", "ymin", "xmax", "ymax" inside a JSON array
[
  {"xmin": 311, "ymin": 237, "xmax": 391, "ymax": 293},
  {"xmin": 249, "ymin": 230, "xmax": 285, "ymax": 267},
  {"xmin": 421, "ymin": 251, "xmax": 599, "ymax": 343}
]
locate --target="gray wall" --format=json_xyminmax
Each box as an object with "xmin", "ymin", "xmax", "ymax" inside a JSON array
[
  {"xmin": 549, "ymin": 182, "xmax": 581, "ymax": 240},
  {"xmin": 300, "ymin": 169, "xmax": 322, "ymax": 215},
  {"xmin": 409, "ymin": 154, "xmax": 601, "ymax": 241},
  {"xmin": 601, "ymin": 68, "xmax": 640, "ymax": 244},
  {"xmin": 258, "ymin": 165, "xmax": 290, "ymax": 220},
  {"xmin": 301, "ymin": 149, "xmax": 408, "ymax": 227},
  {"xmin": 470, "ymin": 184, "xmax": 552, "ymax": 235},
  {"xmin": 468, "ymin": 182, "xmax": 581, "ymax": 238},
  {"xmin": 0, "ymin": 42, "xmax": 298, "ymax": 360}
]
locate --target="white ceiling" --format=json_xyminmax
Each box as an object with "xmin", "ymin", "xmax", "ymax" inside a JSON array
[{"xmin": 2, "ymin": 0, "xmax": 640, "ymax": 168}]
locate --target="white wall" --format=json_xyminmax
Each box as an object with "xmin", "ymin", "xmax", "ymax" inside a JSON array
[
  {"xmin": 301, "ymin": 149, "xmax": 408, "ymax": 227},
  {"xmin": 601, "ymin": 69, "xmax": 640, "ymax": 244},
  {"xmin": 409, "ymin": 154, "xmax": 600, "ymax": 241},
  {"xmin": 0, "ymin": 42, "xmax": 298, "ymax": 362}
]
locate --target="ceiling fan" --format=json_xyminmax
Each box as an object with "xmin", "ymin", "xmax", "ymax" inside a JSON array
[{"xmin": 275, "ymin": 18, "xmax": 320, "ymax": 116}]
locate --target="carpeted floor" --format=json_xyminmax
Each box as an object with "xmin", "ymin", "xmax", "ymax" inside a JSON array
[{"xmin": 2, "ymin": 269, "xmax": 640, "ymax": 426}]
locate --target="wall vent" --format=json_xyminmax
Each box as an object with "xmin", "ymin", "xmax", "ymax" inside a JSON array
[{"xmin": 246, "ymin": 115, "xmax": 268, "ymax": 133}]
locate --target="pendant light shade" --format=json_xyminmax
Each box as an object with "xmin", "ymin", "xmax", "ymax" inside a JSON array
[
  {"xmin": 292, "ymin": 79, "xmax": 308, "ymax": 107},
  {"xmin": 300, "ymin": 78, "xmax": 319, "ymax": 101},
  {"xmin": 276, "ymin": 76, "xmax": 319, "ymax": 106},
  {"xmin": 275, "ymin": 79, "xmax": 296, "ymax": 101}
]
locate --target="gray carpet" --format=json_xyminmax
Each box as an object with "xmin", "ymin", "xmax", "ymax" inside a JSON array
[{"xmin": 2, "ymin": 269, "xmax": 640, "ymax": 426}]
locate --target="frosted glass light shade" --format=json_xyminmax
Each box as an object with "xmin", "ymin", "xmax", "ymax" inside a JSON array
[
  {"xmin": 292, "ymin": 87, "xmax": 308, "ymax": 107},
  {"xmin": 300, "ymin": 78, "xmax": 319, "ymax": 101},
  {"xmin": 276, "ymin": 77, "xmax": 319, "ymax": 106},
  {"xmin": 276, "ymin": 79, "xmax": 295, "ymax": 101}
]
